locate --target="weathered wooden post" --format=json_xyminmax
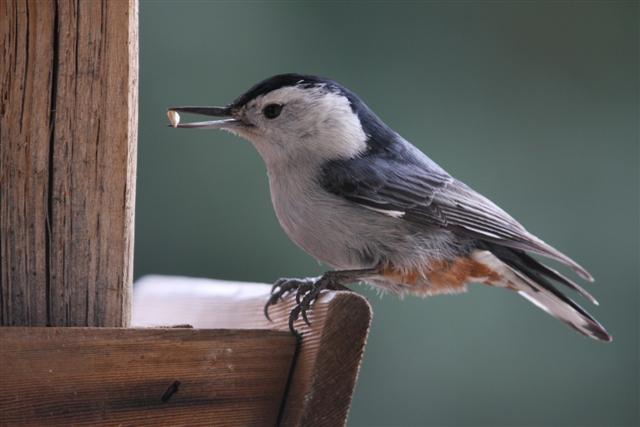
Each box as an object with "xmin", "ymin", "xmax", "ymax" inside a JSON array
[{"xmin": 1, "ymin": 0, "xmax": 138, "ymax": 327}]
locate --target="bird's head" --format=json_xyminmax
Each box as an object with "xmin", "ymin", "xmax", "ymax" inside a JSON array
[{"xmin": 170, "ymin": 74, "xmax": 391, "ymax": 166}]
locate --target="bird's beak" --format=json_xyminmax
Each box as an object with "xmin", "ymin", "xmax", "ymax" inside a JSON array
[{"xmin": 167, "ymin": 106, "xmax": 239, "ymax": 129}]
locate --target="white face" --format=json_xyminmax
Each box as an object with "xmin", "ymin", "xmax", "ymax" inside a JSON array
[{"xmin": 227, "ymin": 85, "xmax": 368, "ymax": 166}]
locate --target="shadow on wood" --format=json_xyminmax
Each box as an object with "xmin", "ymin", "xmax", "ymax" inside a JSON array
[{"xmin": 133, "ymin": 276, "xmax": 373, "ymax": 427}]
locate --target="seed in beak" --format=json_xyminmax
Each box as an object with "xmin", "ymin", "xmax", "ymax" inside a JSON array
[{"xmin": 167, "ymin": 110, "xmax": 180, "ymax": 128}]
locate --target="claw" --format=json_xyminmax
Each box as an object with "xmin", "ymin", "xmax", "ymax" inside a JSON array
[
  {"xmin": 301, "ymin": 306, "xmax": 311, "ymax": 326},
  {"xmin": 265, "ymin": 278, "xmax": 301, "ymax": 321},
  {"xmin": 295, "ymin": 282, "xmax": 311, "ymax": 304},
  {"xmin": 299, "ymin": 291, "xmax": 319, "ymax": 326},
  {"xmin": 264, "ymin": 293, "xmax": 280, "ymax": 321},
  {"xmin": 270, "ymin": 278, "xmax": 288, "ymax": 295},
  {"xmin": 265, "ymin": 275, "xmax": 339, "ymax": 339},
  {"xmin": 288, "ymin": 305, "xmax": 302, "ymax": 337}
]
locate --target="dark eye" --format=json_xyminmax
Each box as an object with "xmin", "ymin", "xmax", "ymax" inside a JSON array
[{"xmin": 263, "ymin": 103, "xmax": 283, "ymax": 119}]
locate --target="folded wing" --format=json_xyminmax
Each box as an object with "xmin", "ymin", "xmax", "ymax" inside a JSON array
[{"xmin": 320, "ymin": 149, "xmax": 593, "ymax": 281}]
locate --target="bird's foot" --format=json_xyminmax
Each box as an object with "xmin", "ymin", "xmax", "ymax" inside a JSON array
[{"xmin": 264, "ymin": 274, "xmax": 348, "ymax": 338}]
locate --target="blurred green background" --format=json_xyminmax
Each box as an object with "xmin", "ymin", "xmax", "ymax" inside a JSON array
[{"xmin": 136, "ymin": 1, "xmax": 638, "ymax": 426}]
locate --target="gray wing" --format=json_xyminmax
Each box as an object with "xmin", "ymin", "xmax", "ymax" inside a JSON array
[{"xmin": 320, "ymin": 153, "xmax": 593, "ymax": 281}]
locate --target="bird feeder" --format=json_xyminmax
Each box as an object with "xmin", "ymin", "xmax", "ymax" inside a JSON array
[{"xmin": 0, "ymin": 2, "xmax": 371, "ymax": 425}]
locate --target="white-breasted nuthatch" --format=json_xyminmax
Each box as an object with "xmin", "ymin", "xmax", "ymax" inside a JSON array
[{"xmin": 169, "ymin": 73, "xmax": 611, "ymax": 342}]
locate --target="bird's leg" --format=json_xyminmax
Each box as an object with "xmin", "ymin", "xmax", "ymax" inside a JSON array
[{"xmin": 264, "ymin": 267, "xmax": 380, "ymax": 337}]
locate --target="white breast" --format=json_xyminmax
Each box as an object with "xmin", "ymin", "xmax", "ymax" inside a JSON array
[{"xmin": 266, "ymin": 164, "xmax": 460, "ymax": 271}]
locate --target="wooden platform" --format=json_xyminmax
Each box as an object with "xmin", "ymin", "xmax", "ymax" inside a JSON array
[{"xmin": 0, "ymin": 277, "xmax": 373, "ymax": 426}]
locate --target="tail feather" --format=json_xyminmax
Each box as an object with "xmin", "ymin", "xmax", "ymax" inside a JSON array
[
  {"xmin": 497, "ymin": 247, "xmax": 599, "ymax": 306},
  {"xmin": 475, "ymin": 246, "xmax": 612, "ymax": 342},
  {"xmin": 524, "ymin": 236, "xmax": 594, "ymax": 282},
  {"xmin": 509, "ymin": 266, "xmax": 611, "ymax": 342}
]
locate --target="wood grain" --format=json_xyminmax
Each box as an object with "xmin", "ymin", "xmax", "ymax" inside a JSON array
[
  {"xmin": 0, "ymin": 0, "xmax": 55, "ymax": 325},
  {"xmin": 0, "ymin": 327, "xmax": 296, "ymax": 426},
  {"xmin": 0, "ymin": 0, "xmax": 138, "ymax": 326},
  {"xmin": 133, "ymin": 276, "xmax": 373, "ymax": 426}
]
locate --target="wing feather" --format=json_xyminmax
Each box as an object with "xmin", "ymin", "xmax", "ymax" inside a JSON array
[{"xmin": 320, "ymin": 152, "xmax": 593, "ymax": 280}]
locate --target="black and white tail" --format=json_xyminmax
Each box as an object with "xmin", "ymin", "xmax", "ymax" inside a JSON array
[{"xmin": 474, "ymin": 244, "xmax": 612, "ymax": 342}]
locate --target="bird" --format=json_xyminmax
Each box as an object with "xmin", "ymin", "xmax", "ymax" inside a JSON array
[{"xmin": 168, "ymin": 73, "xmax": 611, "ymax": 342}]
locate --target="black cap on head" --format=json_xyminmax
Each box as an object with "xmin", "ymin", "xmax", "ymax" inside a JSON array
[{"xmin": 231, "ymin": 73, "xmax": 337, "ymax": 108}]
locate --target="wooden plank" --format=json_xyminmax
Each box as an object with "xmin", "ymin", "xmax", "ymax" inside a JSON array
[
  {"xmin": 0, "ymin": 327, "xmax": 296, "ymax": 426},
  {"xmin": 133, "ymin": 276, "xmax": 373, "ymax": 426},
  {"xmin": 0, "ymin": 0, "xmax": 138, "ymax": 326}
]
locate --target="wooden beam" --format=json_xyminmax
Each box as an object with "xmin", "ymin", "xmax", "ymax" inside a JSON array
[
  {"xmin": 0, "ymin": 327, "xmax": 296, "ymax": 426},
  {"xmin": 0, "ymin": 0, "xmax": 138, "ymax": 326}
]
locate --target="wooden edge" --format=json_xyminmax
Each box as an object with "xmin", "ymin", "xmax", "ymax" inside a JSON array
[
  {"xmin": 280, "ymin": 291, "xmax": 373, "ymax": 427},
  {"xmin": 0, "ymin": 327, "xmax": 296, "ymax": 426},
  {"xmin": 122, "ymin": 0, "xmax": 140, "ymax": 328}
]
